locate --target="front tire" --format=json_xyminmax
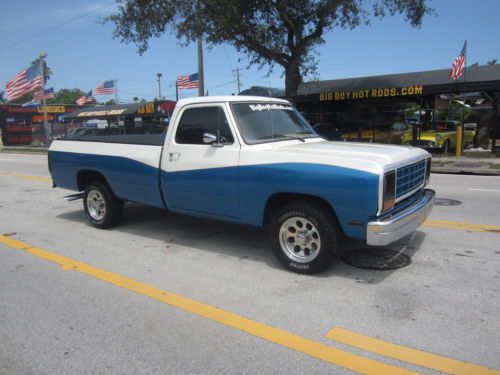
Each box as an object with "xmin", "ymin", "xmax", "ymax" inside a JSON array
[
  {"xmin": 269, "ymin": 201, "xmax": 340, "ymax": 274},
  {"xmin": 83, "ymin": 181, "xmax": 123, "ymax": 229}
]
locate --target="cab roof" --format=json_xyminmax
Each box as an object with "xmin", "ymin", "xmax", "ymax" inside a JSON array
[{"xmin": 176, "ymin": 95, "xmax": 290, "ymax": 106}]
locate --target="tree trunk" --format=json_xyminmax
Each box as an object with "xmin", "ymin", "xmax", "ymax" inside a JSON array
[{"xmin": 284, "ymin": 57, "xmax": 302, "ymax": 101}]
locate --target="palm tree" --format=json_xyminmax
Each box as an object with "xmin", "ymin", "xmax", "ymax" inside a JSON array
[{"xmin": 31, "ymin": 58, "xmax": 52, "ymax": 82}]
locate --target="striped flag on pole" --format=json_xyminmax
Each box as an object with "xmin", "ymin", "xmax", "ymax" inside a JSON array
[
  {"xmin": 34, "ymin": 87, "xmax": 55, "ymax": 100},
  {"xmin": 5, "ymin": 63, "xmax": 43, "ymax": 101},
  {"xmin": 177, "ymin": 73, "xmax": 199, "ymax": 89},
  {"xmin": 449, "ymin": 41, "xmax": 467, "ymax": 81},
  {"xmin": 76, "ymin": 90, "xmax": 94, "ymax": 105},
  {"xmin": 93, "ymin": 80, "xmax": 115, "ymax": 95}
]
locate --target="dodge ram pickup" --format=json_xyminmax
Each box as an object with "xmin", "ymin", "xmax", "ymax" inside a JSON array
[{"xmin": 48, "ymin": 96, "xmax": 435, "ymax": 274}]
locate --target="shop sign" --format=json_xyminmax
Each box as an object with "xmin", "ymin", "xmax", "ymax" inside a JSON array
[
  {"xmin": 77, "ymin": 109, "xmax": 127, "ymax": 117},
  {"xmin": 37, "ymin": 105, "xmax": 66, "ymax": 113},
  {"xmin": 32, "ymin": 114, "xmax": 55, "ymax": 122},
  {"xmin": 137, "ymin": 103, "xmax": 155, "ymax": 114},
  {"xmin": 319, "ymin": 85, "xmax": 423, "ymax": 101}
]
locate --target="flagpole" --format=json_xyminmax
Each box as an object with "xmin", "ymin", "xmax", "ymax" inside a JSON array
[
  {"xmin": 461, "ymin": 40, "xmax": 467, "ymax": 152},
  {"xmin": 39, "ymin": 52, "xmax": 49, "ymax": 145},
  {"xmin": 462, "ymin": 40, "xmax": 467, "ymax": 124},
  {"xmin": 114, "ymin": 79, "xmax": 119, "ymax": 104}
]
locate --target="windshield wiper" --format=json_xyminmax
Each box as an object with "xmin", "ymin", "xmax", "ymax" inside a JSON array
[{"xmin": 259, "ymin": 134, "xmax": 306, "ymax": 142}]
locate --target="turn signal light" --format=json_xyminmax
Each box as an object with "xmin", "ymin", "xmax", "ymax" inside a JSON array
[
  {"xmin": 382, "ymin": 171, "xmax": 396, "ymax": 212},
  {"xmin": 425, "ymin": 158, "xmax": 431, "ymax": 186}
]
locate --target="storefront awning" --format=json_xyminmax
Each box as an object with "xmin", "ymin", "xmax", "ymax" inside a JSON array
[{"xmin": 296, "ymin": 65, "xmax": 500, "ymax": 101}]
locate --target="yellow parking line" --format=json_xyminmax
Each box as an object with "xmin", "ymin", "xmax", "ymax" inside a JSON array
[
  {"xmin": 0, "ymin": 172, "xmax": 52, "ymax": 183},
  {"xmin": 424, "ymin": 219, "xmax": 500, "ymax": 233},
  {"xmin": 327, "ymin": 327, "xmax": 499, "ymax": 375},
  {"xmin": 0, "ymin": 235, "xmax": 415, "ymax": 375}
]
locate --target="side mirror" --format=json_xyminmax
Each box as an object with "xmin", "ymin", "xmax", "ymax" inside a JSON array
[
  {"xmin": 203, "ymin": 132, "xmax": 223, "ymax": 147},
  {"xmin": 203, "ymin": 132, "xmax": 216, "ymax": 144}
]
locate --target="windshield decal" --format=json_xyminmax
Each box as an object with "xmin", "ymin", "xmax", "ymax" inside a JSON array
[{"xmin": 249, "ymin": 104, "xmax": 293, "ymax": 112}]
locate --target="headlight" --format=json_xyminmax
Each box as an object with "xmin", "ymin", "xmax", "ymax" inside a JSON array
[
  {"xmin": 425, "ymin": 158, "xmax": 431, "ymax": 186},
  {"xmin": 382, "ymin": 171, "xmax": 396, "ymax": 212},
  {"xmin": 436, "ymin": 134, "xmax": 442, "ymax": 141}
]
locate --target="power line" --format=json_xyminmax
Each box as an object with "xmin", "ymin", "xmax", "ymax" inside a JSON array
[{"xmin": 0, "ymin": 2, "xmax": 115, "ymax": 53}]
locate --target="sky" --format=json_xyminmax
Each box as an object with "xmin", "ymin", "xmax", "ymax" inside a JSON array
[{"xmin": 1, "ymin": 0, "xmax": 499, "ymax": 103}]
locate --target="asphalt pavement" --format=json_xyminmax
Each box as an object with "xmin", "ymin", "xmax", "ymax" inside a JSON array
[{"xmin": 1, "ymin": 153, "xmax": 499, "ymax": 375}]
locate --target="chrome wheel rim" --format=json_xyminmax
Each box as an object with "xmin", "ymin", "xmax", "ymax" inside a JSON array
[
  {"xmin": 279, "ymin": 217, "xmax": 321, "ymax": 263},
  {"xmin": 87, "ymin": 190, "xmax": 106, "ymax": 221}
]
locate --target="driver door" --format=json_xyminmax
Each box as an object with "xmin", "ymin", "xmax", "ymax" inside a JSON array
[{"xmin": 161, "ymin": 104, "xmax": 241, "ymax": 219}]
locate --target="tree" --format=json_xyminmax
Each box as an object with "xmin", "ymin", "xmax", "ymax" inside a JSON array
[
  {"xmin": 105, "ymin": 0, "xmax": 433, "ymax": 98},
  {"xmin": 8, "ymin": 93, "xmax": 35, "ymax": 105},
  {"xmin": 0, "ymin": 91, "xmax": 5, "ymax": 103},
  {"xmin": 51, "ymin": 89, "xmax": 87, "ymax": 105},
  {"xmin": 487, "ymin": 59, "xmax": 498, "ymax": 66},
  {"xmin": 31, "ymin": 58, "xmax": 52, "ymax": 82}
]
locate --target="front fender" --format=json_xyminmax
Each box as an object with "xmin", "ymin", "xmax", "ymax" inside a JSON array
[{"xmin": 238, "ymin": 163, "xmax": 379, "ymax": 240}]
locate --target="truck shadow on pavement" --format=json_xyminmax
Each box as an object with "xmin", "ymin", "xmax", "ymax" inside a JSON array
[{"xmin": 57, "ymin": 203, "xmax": 426, "ymax": 284}]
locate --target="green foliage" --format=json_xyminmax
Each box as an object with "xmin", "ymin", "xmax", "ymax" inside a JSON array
[
  {"xmin": 487, "ymin": 59, "xmax": 498, "ymax": 66},
  {"xmin": 8, "ymin": 93, "xmax": 34, "ymax": 104},
  {"xmin": 31, "ymin": 58, "xmax": 52, "ymax": 82},
  {"xmin": 105, "ymin": 0, "xmax": 433, "ymax": 97},
  {"xmin": 49, "ymin": 89, "xmax": 87, "ymax": 105}
]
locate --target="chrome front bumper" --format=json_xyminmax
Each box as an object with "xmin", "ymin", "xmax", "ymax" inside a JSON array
[{"xmin": 366, "ymin": 189, "xmax": 435, "ymax": 246}]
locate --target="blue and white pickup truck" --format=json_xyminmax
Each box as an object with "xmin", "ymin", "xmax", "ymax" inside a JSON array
[{"xmin": 48, "ymin": 96, "xmax": 434, "ymax": 274}]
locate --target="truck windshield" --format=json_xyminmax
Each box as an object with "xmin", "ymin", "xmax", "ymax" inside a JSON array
[{"xmin": 230, "ymin": 102, "xmax": 319, "ymax": 144}]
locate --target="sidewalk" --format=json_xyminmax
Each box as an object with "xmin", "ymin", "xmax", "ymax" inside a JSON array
[
  {"xmin": 0, "ymin": 146, "xmax": 48, "ymax": 154},
  {"xmin": 431, "ymin": 155, "xmax": 500, "ymax": 176}
]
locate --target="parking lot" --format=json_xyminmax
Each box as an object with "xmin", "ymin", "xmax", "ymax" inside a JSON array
[{"xmin": 1, "ymin": 152, "xmax": 499, "ymax": 375}]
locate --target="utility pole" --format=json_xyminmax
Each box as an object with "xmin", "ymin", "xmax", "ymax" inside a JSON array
[
  {"xmin": 39, "ymin": 52, "xmax": 49, "ymax": 145},
  {"xmin": 157, "ymin": 73, "xmax": 162, "ymax": 100},
  {"xmin": 233, "ymin": 68, "xmax": 242, "ymax": 94},
  {"xmin": 197, "ymin": 34, "xmax": 204, "ymax": 97},
  {"xmin": 113, "ymin": 79, "xmax": 119, "ymax": 104}
]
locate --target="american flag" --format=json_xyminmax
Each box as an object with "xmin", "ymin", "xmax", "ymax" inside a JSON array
[
  {"xmin": 5, "ymin": 63, "xmax": 43, "ymax": 101},
  {"xmin": 449, "ymin": 40, "xmax": 467, "ymax": 81},
  {"xmin": 76, "ymin": 90, "xmax": 94, "ymax": 105},
  {"xmin": 177, "ymin": 73, "xmax": 199, "ymax": 89},
  {"xmin": 93, "ymin": 80, "xmax": 115, "ymax": 95},
  {"xmin": 34, "ymin": 87, "xmax": 55, "ymax": 100}
]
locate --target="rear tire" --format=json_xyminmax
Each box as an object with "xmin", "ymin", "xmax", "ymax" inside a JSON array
[
  {"xmin": 83, "ymin": 180, "xmax": 123, "ymax": 229},
  {"xmin": 269, "ymin": 201, "xmax": 340, "ymax": 274}
]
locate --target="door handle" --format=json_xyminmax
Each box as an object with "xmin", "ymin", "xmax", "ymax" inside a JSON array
[{"xmin": 169, "ymin": 152, "xmax": 181, "ymax": 161}]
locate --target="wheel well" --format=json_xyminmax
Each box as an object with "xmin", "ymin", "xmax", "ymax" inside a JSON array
[
  {"xmin": 77, "ymin": 170, "xmax": 107, "ymax": 191},
  {"xmin": 263, "ymin": 193, "xmax": 341, "ymax": 229}
]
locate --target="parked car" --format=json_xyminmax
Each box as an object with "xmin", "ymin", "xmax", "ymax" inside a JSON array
[
  {"xmin": 402, "ymin": 120, "xmax": 475, "ymax": 152},
  {"xmin": 341, "ymin": 122, "xmax": 412, "ymax": 144}
]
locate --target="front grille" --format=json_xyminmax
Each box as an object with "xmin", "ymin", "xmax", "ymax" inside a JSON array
[
  {"xmin": 414, "ymin": 140, "xmax": 435, "ymax": 147},
  {"xmin": 396, "ymin": 160, "xmax": 426, "ymax": 198}
]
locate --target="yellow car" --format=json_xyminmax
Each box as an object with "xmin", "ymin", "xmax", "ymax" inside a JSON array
[
  {"xmin": 402, "ymin": 120, "xmax": 475, "ymax": 153},
  {"xmin": 341, "ymin": 122, "xmax": 412, "ymax": 144}
]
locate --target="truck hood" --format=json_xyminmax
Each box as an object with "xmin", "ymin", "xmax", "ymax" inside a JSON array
[{"xmin": 244, "ymin": 139, "xmax": 430, "ymax": 175}]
